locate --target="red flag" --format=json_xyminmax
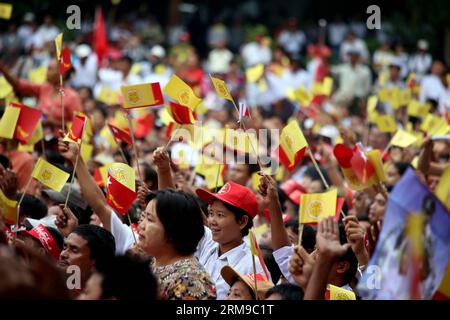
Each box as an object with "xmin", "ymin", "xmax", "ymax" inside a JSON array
[
  {"xmin": 168, "ymin": 102, "xmax": 196, "ymax": 124},
  {"xmin": 135, "ymin": 112, "xmax": 154, "ymax": 139},
  {"xmin": 106, "ymin": 172, "xmax": 137, "ymax": 215},
  {"xmin": 249, "ymin": 230, "xmax": 271, "ymax": 281},
  {"xmin": 11, "ymin": 102, "xmax": 42, "ymax": 144},
  {"xmin": 93, "ymin": 7, "xmax": 108, "ymax": 66},
  {"xmin": 66, "ymin": 113, "xmax": 86, "ymax": 144},
  {"xmin": 108, "ymin": 122, "xmax": 133, "ymax": 145},
  {"xmin": 350, "ymin": 143, "xmax": 375, "ymax": 184},
  {"xmin": 59, "ymin": 47, "xmax": 72, "ymax": 75},
  {"xmin": 94, "ymin": 167, "xmax": 105, "ymax": 187}
]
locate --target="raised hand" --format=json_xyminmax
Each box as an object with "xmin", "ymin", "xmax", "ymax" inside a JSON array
[
  {"xmin": 137, "ymin": 184, "xmax": 150, "ymax": 210},
  {"xmin": 344, "ymin": 215, "xmax": 370, "ymax": 265},
  {"xmin": 288, "ymin": 245, "xmax": 316, "ymax": 290},
  {"xmin": 258, "ymin": 174, "xmax": 279, "ymax": 204},
  {"xmin": 55, "ymin": 204, "xmax": 79, "ymax": 237},
  {"xmin": 152, "ymin": 147, "xmax": 171, "ymax": 173},
  {"xmin": 316, "ymin": 217, "xmax": 350, "ymax": 261},
  {"xmin": 366, "ymin": 220, "xmax": 382, "ymax": 257},
  {"xmin": 58, "ymin": 136, "xmax": 79, "ymax": 163},
  {"xmin": 0, "ymin": 165, "xmax": 17, "ymax": 199}
]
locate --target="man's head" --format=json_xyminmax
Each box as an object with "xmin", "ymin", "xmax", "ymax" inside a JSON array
[
  {"xmin": 265, "ymin": 283, "xmax": 304, "ymax": 300},
  {"xmin": 58, "ymin": 225, "xmax": 115, "ymax": 287},
  {"xmin": 368, "ymin": 125, "xmax": 390, "ymax": 150},
  {"xmin": 228, "ymin": 162, "xmax": 259, "ymax": 186}
]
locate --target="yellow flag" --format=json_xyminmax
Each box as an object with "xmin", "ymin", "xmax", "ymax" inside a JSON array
[
  {"xmin": 389, "ymin": 129, "xmax": 418, "ymax": 148},
  {"xmin": 120, "ymin": 82, "xmax": 163, "ymax": 108},
  {"xmin": 257, "ymin": 78, "xmax": 268, "ymax": 92},
  {"xmin": 32, "ymin": 158, "xmax": 70, "ymax": 192},
  {"xmin": 321, "ymin": 77, "xmax": 333, "ymax": 96},
  {"xmin": 163, "ymin": 74, "xmax": 201, "ymax": 111},
  {"xmin": 54, "ymin": 33, "xmax": 63, "ymax": 60},
  {"xmin": 375, "ymin": 114, "xmax": 397, "ymax": 133},
  {"xmin": 399, "ymin": 89, "xmax": 411, "ymax": 107},
  {"xmin": 389, "ymin": 87, "xmax": 401, "ymax": 109},
  {"xmin": 26, "ymin": 121, "xmax": 43, "ymax": 145},
  {"xmin": 299, "ymin": 188, "xmax": 337, "ymax": 224},
  {"xmin": 295, "ymin": 86, "xmax": 311, "ymax": 106},
  {"xmin": 245, "ymin": 64, "xmax": 264, "ymax": 83},
  {"xmin": 81, "ymin": 143, "xmax": 94, "ymax": 162},
  {"xmin": 108, "ymin": 162, "xmax": 135, "ymax": 191},
  {"xmin": 328, "ymin": 284, "xmax": 356, "ymax": 300},
  {"xmin": 195, "ymin": 161, "xmax": 223, "ymax": 190},
  {"xmin": 311, "ymin": 81, "xmax": 322, "ymax": 96},
  {"xmin": 367, "ymin": 149, "xmax": 386, "ymax": 182},
  {"xmin": 280, "ymin": 120, "xmax": 308, "ymax": 170},
  {"xmin": 377, "ymin": 88, "xmax": 389, "ymax": 102},
  {"xmin": 0, "ymin": 3, "xmax": 13, "ymax": 20},
  {"xmin": 28, "ymin": 66, "xmax": 48, "ymax": 84},
  {"xmin": 407, "ymin": 100, "xmax": 429, "ymax": 118},
  {"xmin": 98, "ymin": 86, "xmax": 120, "ymax": 105},
  {"xmin": 367, "ymin": 95, "xmax": 378, "ymax": 114},
  {"xmin": 0, "ymin": 187, "xmax": 17, "ymax": 224},
  {"xmin": 0, "ymin": 76, "xmax": 13, "ymax": 98},
  {"xmin": 435, "ymin": 166, "xmax": 450, "ymax": 210},
  {"xmin": 0, "ymin": 105, "xmax": 20, "ymax": 139},
  {"xmin": 420, "ymin": 114, "xmax": 449, "ymax": 136},
  {"xmin": 210, "ymin": 76, "xmax": 233, "ymax": 101}
]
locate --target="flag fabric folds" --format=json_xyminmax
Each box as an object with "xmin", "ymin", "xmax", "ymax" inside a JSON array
[
  {"xmin": 249, "ymin": 229, "xmax": 271, "ymax": 281},
  {"xmin": 54, "ymin": 33, "xmax": 63, "ymax": 60},
  {"xmin": 93, "ymin": 7, "xmax": 108, "ymax": 66},
  {"xmin": 59, "ymin": 47, "xmax": 72, "ymax": 75},
  {"xmin": 163, "ymin": 75, "xmax": 201, "ymax": 111},
  {"xmin": 108, "ymin": 122, "xmax": 133, "ymax": 145},
  {"xmin": 32, "ymin": 158, "xmax": 70, "ymax": 192},
  {"xmin": 106, "ymin": 163, "xmax": 137, "ymax": 214},
  {"xmin": 390, "ymin": 129, "xmax": 418, "ymax": 148},
  {"xmin": 278, "ymin": 120, "xmax": 308, "ymax": 172},
  {"xmin": 121, "ymin": 82, "xmax": 164, "ymax": 109},
  {"xmin": 210, "ymin": 76, "xmax": 233, "ymax": 101},
  {"xmin": 65, "ymin": 113, "xmax": 86, "ymax": 144},
  {"xmin": 167, "ymin": 101, "xmax": 196, "ymax": 124}
]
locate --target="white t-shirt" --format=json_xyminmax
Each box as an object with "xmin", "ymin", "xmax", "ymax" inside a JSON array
[
  {"xmin": 195, "ymin": 226, "xmax": 266, "ymax": 300},
  {"xmin": 109, "ymin": 210, "xmax": 136, "ymax": 255}
]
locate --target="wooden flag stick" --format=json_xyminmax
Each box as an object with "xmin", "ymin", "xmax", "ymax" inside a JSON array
[
  {"xmin": 64, "ymin": 120, "xmax": 86, "ymax": 208},
  {"xmin": 14, "ymin": 175, "xmax": 34, "ymax": 237},
  {"xmin": 40, "ymin": 138, "xmax": 46, "ymax": 160},
  {"xmin": 59, "ymin": 74, "xmax": 65, "ymax": 134},
  {"xmin": 127, "ymin": 212, "xmax": 138, "ymax": 245},
  {"xmin": 307, "ymin": 148, "xmax": 347, "ymax": 218},
  {"xmin": 251, "ymin": 252, "xmax": 259, "ymax": 300},
  {"xmin": 162, "ymin": 127, "xmax": 180, "ymax": 152},
  {"xmin": 298, "ymin": 223, "xmax": 304, "ymax": 246},
  {"xmin": 214, "ymin": 163, "xmax": 221, "ymax": 193},
  {"xmin": 126, "ymin": 113, "xmax": 143, "ymax": 183},
  {"xmin": 118, "ymin": 145, "xmax": 129, "ymax": 165}
]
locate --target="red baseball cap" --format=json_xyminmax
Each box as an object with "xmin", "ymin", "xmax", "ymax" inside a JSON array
[{"xmin": 196, "ymin": 182, "xmax": 259, "ymax": 218}]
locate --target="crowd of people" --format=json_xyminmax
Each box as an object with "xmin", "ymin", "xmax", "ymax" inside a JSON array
[{"xmin": 0, "ymin": 8, "xmax": 449, "ymax": 301}]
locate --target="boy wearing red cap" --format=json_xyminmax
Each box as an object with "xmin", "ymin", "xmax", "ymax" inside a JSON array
[{"xmin": 195, "ymin": 181, "xmax": 268, "ymax": 299}]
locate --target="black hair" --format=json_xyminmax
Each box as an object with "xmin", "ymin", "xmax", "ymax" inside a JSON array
[
  {"xmin": 222, "ymin": 201, "xmax": 253, "ymax": 237},
  {"xmin": 284, "ymin": 220, "xmax": 316, "ymax": 252},
  {"xmin": 265, "ymin": 283, "xmax": 304, "ymax": 300},
  {"xmin": 71, "ymin": 225, "xmax": 116, "ymax": 270},
  {"xmin": 141, "ymin": 162, "xmax": 158, "ymax": 190},
  {"xmin": 113, "ymin": 146, "xmax": 131, "ymax": 165},
  {"xmin": 16, "ymin": 194, "xmax": 47, "ymax": 220},
  {"xmin": 393, "ymin": 162, "xmax": 412, "ymax": 177},
  {"xmin": 338, "ymin": 224, "xmax": 358, "ymax": 284},
  {"xmin": 146, "ymin": 189, "xmax": 205, "ymax": 255},
  {"xmin": 259, "ymin": 244, "xmax": 282, "ymax": 284},
  {"xmin": 93, "ymin": 104, "xmax": 108, "ymax": 119},
  {"xmin": 95, "ymin": 255, "xmax": 158, "ymax": 300},
  {"xmin": 304, "ymin": 165, "xmax": 330, "ymax": 189},
  {"xmin": 0, "ymin": 154, "xmax": 10, "ymax": 169},
  {"xmin": 46, "ymin": 226, "xmax": 64, "ymax": 252}
]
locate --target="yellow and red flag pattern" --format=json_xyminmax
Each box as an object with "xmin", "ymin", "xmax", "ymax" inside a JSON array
[
  {"xmin": 278, "ymin": 120, "xmax": 308, "ymax": 172},
  {"xmin": 32, "ymin": 158, "xmax": 70, "ymax": 192},
  {"xmin": 106, "ymin": 163, "xmax": 137, "ymax": 214},
  {"xmin": 121, "ymin": 82, "xmax": 164, "ymax": 109}
]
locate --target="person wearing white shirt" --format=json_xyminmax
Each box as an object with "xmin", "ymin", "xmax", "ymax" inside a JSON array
[
  {"xmin": 277, "ymin": 18, "xmax": 306, "ymax": 56},
  {"xmin": 71, "ymin": 44, "xmax": 98, "ymax": 89},
  {"xmin": 241, "ymin": 35, "xmax": 272, "ymax": 68},
  {"xmin": 409, "ymin": 39, "xmax": 433, "ymax": 81},
  {"xmin": 195, "ymin": 181, "xmax": 266, "ymax": 299},
  {"xmin": 208, "ymin": 40, "xmax": 234, "ymax": 74},
  {"xmin": 339, "ymin": 31, "xmax": 369, "ymax": 64},
  {"xmin": 31, "ymin": 15, "xmax": 60, "ymax": 50},
  {"xmin": 419, "ymin": 60, "xmax": 446, "ymax": 105}
]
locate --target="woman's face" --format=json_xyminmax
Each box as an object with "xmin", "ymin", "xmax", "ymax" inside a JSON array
[
  {"xmin": 138, "ymin": 200, "xmax": 167, "ymax": 256},
  {"xmin": 369, "ymin": 193, "xmax": 387, "ymax": 224},
  {"xmin": 226, "ymin": 280, "xmax": 254, "ymax": 300},
  {"xmin": 386, "ymin": 164, "xmax": 400, "ymax": 187},
  {"xmin": 207, "ymin": 200, "xmax": 247, "ymax": 245}
]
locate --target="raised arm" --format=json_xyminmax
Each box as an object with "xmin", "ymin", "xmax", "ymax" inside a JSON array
[
  {"xmin": 58, "ymin": 138, "xmax": 112, "ymax": 231},
  {"xmin": 258, "ymin": 174, "xmax": 290, "ymax": 250},
  {"xmin": 0, "ymin": 60, "xmax": 20, "ymax": 90},
  {"xmin": 304, "ymin": 217, "xmax": 350, "ymax": 300},
  {"xmin": 152, "ymin": 147, "xmax": 175, "ymax": 190}
]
